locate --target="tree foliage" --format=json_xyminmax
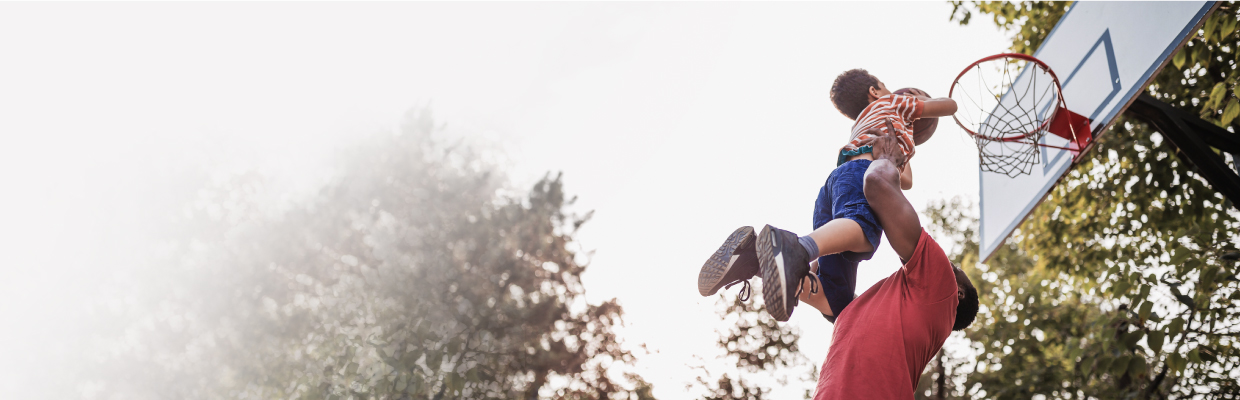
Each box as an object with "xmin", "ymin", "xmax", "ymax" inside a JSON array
[
  {"xmin": 693, "ymin": 291, "xmax": 815, "ymax": 400},
  {"xmin": 81, "ymin": 109, "xmax": 655, "ymax": 400},
  {"xmin": 941, "ymin": 2, "xmax": 1240, "ymax": 398}
]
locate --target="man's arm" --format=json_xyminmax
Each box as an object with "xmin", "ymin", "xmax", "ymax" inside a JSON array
[{"xmin": 861, "ymin": 130, "xmax": 922, "ymax": 261}]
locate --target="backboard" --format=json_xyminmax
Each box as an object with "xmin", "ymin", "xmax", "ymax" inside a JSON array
[{"xmin": 978, "ymin": 1, "xmax": 1217, "ymax": 262}]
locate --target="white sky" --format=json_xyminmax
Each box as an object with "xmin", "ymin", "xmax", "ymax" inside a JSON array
[{"xmin": 0, "ymin": 2, "xmax": 1011, "ymax": 399}]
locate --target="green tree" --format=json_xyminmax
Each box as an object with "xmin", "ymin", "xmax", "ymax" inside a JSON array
[
  {"xmin": 81, "ymin": 109, "xmax": 656, "ymax": 400},
  {"xmin": 694, "ymin": 291, "xmax": 816, "ymax": 400},
  {"xmin": 941, "ymin": 2, "xmax": 1240, "ymax": 398}
]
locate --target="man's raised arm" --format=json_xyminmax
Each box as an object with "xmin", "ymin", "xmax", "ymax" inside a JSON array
[{"xmin": 860, "ymin": 130, "xmax": 922, "ymax": 261}]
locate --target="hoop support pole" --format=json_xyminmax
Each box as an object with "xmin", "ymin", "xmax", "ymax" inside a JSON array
[{"xmin": 1126, "ymin": 93, "xmax": 1240, "ymax": 211}]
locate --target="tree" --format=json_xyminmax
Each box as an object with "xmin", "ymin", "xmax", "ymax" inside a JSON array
[
  {"xmin": 693, "ymin": 291, "xmax": 816, "ymax": 400},
  {"xmin": 940, "ymin": 2, "xmax": 1240, "ymax": 398},
  {"xmin": 923, "ymin": 198, "xmax": 1120, "ymax": 399},
  {"xmin": 80, "ymin": 108, "xmax": 656, "ymax": 399}
]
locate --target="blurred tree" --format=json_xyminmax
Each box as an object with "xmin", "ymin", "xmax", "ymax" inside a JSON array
[
  {"xmin": 83, "ymin": 108, "xmax": 655, "ymax": 400},
  {"xmin": 693, "ymin": 291, "xmax": 815, "ymax": 400},
  {"xmin": 922, "ymin": 198, "xmax": 1117, "ymax": 399},
  {"xmin": 925, "ymin": 2, "xmax": 1240, "ymax": 398}
]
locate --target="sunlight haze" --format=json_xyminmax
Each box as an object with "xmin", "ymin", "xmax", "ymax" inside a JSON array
[{"xmin": 0, "ymin": 2, "xmax": 1010, "ymax": 398}]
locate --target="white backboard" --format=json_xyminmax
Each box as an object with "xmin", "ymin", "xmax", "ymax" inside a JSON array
[{"xmin": 979, "ymin": 1, "xmax": 1216, "ymax": 261}]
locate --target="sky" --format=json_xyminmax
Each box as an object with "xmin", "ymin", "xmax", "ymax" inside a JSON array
[{"xmin": 0, "ymin": 2, "xmax": 1012, "ymax": 398}]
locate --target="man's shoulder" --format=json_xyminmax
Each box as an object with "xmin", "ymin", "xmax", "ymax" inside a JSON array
[
  {"xmin": 899, "ymin": 230, "xmax": 957, "ymax": 299},
  {"xmin": 911, "ymin": 230, "xmax": 948, "ymax": 262}
]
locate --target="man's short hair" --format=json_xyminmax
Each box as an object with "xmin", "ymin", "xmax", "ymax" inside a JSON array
[
  {"xmin": 953, "ymin": 285, "xmax": 979, "ymax": 331},
  {"xmin": 830, "ymin": 69, "xmax": 880, "ymax": 120}
]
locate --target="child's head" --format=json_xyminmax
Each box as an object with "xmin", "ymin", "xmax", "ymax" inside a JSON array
[{"xmin": 830, "ymin": 69, "xmax": 891, "ymax": 120}]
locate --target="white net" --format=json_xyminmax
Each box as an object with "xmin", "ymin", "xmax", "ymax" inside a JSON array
[{"xmin": 950, "ymin": 55, "xmax": 1063, "ymax": 177}]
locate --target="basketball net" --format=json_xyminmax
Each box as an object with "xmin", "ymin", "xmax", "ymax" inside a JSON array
[{"xmin": 950, "ymin": 54, "xmax": 1086, "ymax": 178}]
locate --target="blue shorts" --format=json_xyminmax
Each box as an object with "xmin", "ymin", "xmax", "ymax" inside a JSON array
[{"xmin": 812, "ymin": 159, "xmax": 883, "ymax": 321}]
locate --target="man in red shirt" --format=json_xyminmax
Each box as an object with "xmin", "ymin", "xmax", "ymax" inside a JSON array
[{"xmin": 812, "ymin": 129, "xmax": 981, "ymax": 399}]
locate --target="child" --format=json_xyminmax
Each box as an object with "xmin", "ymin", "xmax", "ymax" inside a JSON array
[{"xmin": 696, "ymin": 69, "xmax": 957, "ymax": 322}]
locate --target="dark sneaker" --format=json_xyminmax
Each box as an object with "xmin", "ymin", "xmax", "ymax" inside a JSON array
[
  {"xmin": 757, "ymin": 224, "xmax": 814, "ymax": 322},
  {"xmin": 698, "ymin": 226, "xmax": 760, "ymax": 299}
]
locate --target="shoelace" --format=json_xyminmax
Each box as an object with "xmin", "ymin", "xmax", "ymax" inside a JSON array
[
  {"xmin": 724, "ymin": 279, "xmax": 752, "ymax": 302},
  {"xmin": 794, "ymin": 272, "xmax": 820, "ymax": 300}
]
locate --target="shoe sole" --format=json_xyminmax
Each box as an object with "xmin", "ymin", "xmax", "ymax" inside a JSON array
[
  {"xmin": 757, "ymin": 225, "xmax": 791, "ymax": 321},
  {"xmin": 698, "ymin": 226, "xmax": 756, "ymax": 296}
]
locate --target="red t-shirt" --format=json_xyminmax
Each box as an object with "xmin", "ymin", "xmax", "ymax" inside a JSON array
[{"xmin": 813, "ymin": 229, "xmax": 958, "ymax": 399}]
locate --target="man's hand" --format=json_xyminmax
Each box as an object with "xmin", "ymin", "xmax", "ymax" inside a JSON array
[
  {"xmin": 904, "ymin": 88, "xmax": 931, "ymax": 101},
  {"xmin": 857, "ymin": 128, "xmax": 907, "ymax": 169}
]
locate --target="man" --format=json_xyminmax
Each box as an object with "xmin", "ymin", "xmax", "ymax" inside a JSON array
[{"xmin": 811, "ymin": 129, "xmax": 980, "ymax": 398}]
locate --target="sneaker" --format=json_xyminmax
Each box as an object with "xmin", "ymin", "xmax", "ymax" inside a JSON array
[
  {"xmin": 757, "ymin": 224, "xmax": 814, "ymax": 322},
  {"xmin": 698, "ymin": 226, "xmax": 760, "ymax": 299}
]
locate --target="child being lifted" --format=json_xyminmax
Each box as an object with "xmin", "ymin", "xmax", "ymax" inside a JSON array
[{"xmin": 696, "ymin": 69, "xmax": 958, "ymax": 322}]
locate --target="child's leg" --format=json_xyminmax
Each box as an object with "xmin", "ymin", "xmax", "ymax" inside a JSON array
[
  {"xmin": 797, "ymin": 260, "xmax": 832, "ymax": 314},
  {"xmin": 798, "ymin": 254, "xmax": 859, "ymax": 320},
  {"xmin": 796, "ymin": 160, "xmax": 879, "ymax": 322},
  {"xmin": 803, "ymin": 218, "xmax": 875, "ymax": 258},
  {"xmin": 759, "ymin": 160, "xmax": 879, "ymax": 322}
]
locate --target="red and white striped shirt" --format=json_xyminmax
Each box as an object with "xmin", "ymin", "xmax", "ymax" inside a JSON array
[{"xmin": 837, "ymin": 94, "xmax": 924, "ymax": 166}]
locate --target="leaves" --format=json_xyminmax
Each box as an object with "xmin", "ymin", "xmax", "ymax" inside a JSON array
[
  {"xmin": 1170, "ymin": 245, "xmax": 1192, "ymax": 266},
  {"xmin": 1112, "ymin": 354, "xmax": 1133, "ymax": 376},
  {"xmin": 1221, "ymin": 15, "xmax": 1238, "ymax": 39},
  {"xmin": 1167, "ymin": 353, "xmax": 1187, "ymax": 374},
  {"xmin": 1169, "ymin": 317, "xmax": 1185, "ymax": 338},
  {"xmin": 1127, "ymin": 356, "xmax": 1148, "ymax": 377},
  {"xmin": 1147, "ymin": 331, "xmax": 1165, "ymax": 354},
  {"xmin": 1139, "ymin": 301, "xmax": 1154, "ymax": 320},
  {"xmin": 943, "ymin": 2, "xmax": 1240, "ymax": 398},
  {"xmin": 1122, "ymin": 331, "xmax": 1146, "ymax": 349},
  {"xmin": 78, "ymin": 109, "xmax": 656, "ymax": 399},
  {"xmin": 1205, "ymin": 12, "xmax": 1219, "ymax": 43},
  {"xmin": 1113, "ymin": 280, "xmax": 1131, "ymax": 296},
  {"xmin": 1206, "ymin": 82, "xmax": 1228, "ymax": 111},
  {"xmin": 1220, "ymin": 99, "xmax": 1240, "ymax": 126},
  {"xmin": 696, "ymin": 287, "xmax": 815, "ymax": 398}
]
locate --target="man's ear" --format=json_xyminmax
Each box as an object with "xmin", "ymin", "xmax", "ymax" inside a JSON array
[
  {"xmin": 957, "ymin": 286, "xmax": 965, "ymax": 300},
  {"xmin": 868, "ymin": 85, "xmax": 881, "ymax": 102}
]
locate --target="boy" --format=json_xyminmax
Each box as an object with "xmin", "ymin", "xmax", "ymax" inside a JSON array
[{"xmin": 696, "ymin": 69, "xmax": 957, "ymax": 322}]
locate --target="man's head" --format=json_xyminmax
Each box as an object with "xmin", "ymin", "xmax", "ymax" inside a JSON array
[
  {"xmin": 830, "ymin": 69, "xmax": 892, "ymax": 120},
  {"xmin": 952, "ymin": 263, "xmax": 979, "ymax": 331}
]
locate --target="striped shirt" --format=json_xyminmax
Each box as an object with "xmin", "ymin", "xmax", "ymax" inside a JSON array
[{"xmin": 837, "ymin": 94, "xmax": 924, "ymax": 166}]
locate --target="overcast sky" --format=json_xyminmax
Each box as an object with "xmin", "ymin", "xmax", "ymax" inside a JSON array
[{"xmin": 0, "ymin": 2, "xmax": 1011, "ymax": 398}]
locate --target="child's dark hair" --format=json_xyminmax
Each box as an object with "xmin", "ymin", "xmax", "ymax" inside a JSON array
[{"xmin": 830, "ymin": 69, "xmax": 880, "ymax": 120}]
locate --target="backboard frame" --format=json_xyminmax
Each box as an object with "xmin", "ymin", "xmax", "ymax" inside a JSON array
[{"xmin": 978, "ymin": 1, "xmax": 1220, "ymax": 262}]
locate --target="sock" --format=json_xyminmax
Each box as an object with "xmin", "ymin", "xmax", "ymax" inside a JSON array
[{"xmin": 798, "ymin": 235, "xmax": 819, "ymax": 259}]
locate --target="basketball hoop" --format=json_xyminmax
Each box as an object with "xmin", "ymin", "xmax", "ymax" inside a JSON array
[{"xmin": 949, "ymin": 53, "xmax": 1091, "ymax": 177}]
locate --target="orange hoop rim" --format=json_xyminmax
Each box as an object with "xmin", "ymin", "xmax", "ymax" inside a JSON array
[{"xmin": 949, "ymin": 53, "xmax": 1069, "ymax": 142}]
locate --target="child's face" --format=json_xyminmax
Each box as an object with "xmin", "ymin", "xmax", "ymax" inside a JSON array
[{"xmin": 869, "ymin": 79, "xmax": 892, "ymax": 101}]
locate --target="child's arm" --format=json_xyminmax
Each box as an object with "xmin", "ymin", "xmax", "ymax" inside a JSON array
[
  {"xmin": 921, "ymin": 98, "xmax": 957, "ymax": 118},
  {"xmin": 900, "ymin": 161, "xmax": 913, "ymax": 190},
  {"xmin": 906, "ymin": 88, "xmax": 957, "ymax": 118}
]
